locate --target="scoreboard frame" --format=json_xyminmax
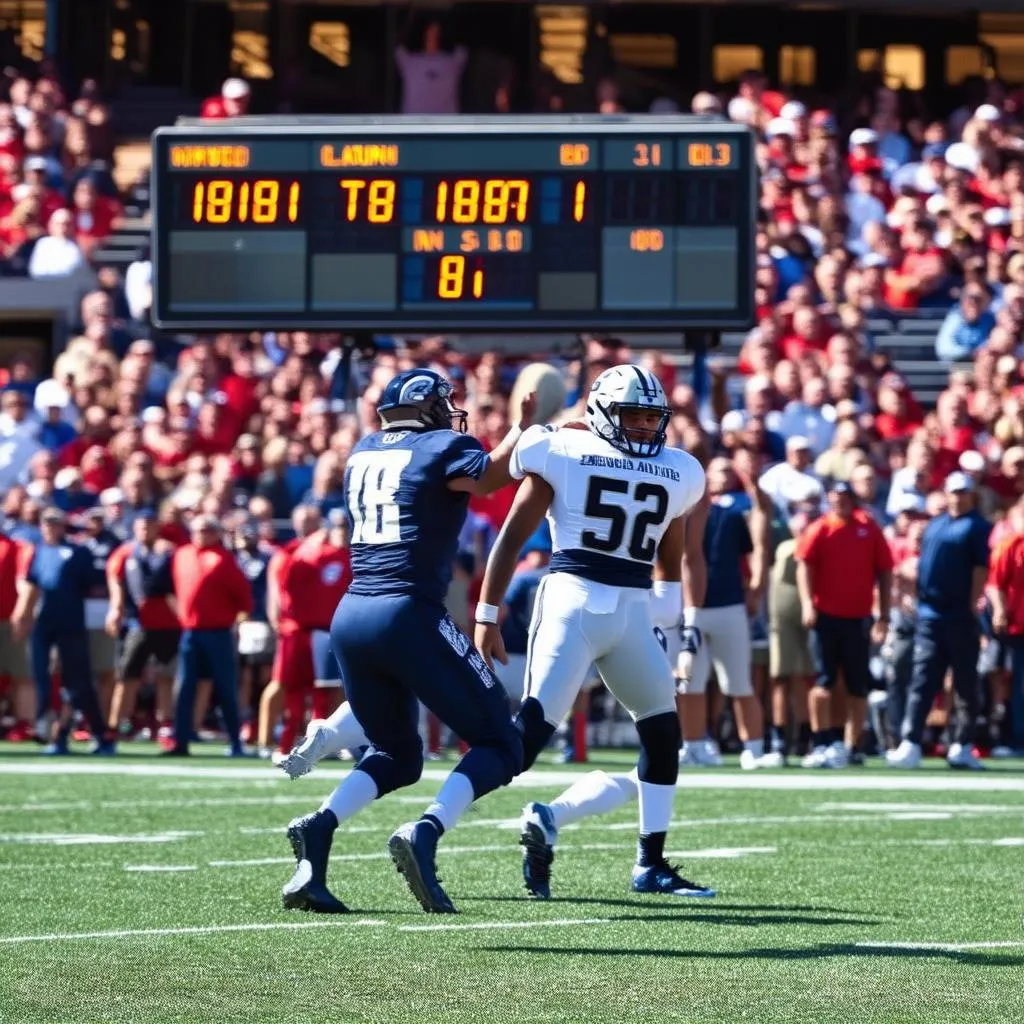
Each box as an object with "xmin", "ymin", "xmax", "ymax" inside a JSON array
[{"xmin": 151, "ymin": 115, "xmax": 757, "ymax": 333}]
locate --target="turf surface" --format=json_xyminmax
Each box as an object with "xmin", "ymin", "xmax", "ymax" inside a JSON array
[{"xmin": 1, "ymin": 746, "xmax": 1023, "ymax": 1024}]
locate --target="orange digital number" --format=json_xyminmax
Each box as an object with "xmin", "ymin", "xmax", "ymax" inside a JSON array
[
  {"xmin": 435, "ymin": 180, "xmax": 529, "ymax": 224},
  {"xmin": 190, "ymin": 179, "xmax": 299, "ymax": 224},
  {"xmin": 633, "ymin": 143, "xmax": 662, "ymax": 167},
  {"xmin": 437, "ymin": 255, "xmax": 484, "ymax": 300},
  {"xmin": 339, "ymin": 179, "xmax": 396, "ymax": 223},
  {"xmin": 573, "ymin": 180, "xmax": 586, "ymax": 222}
]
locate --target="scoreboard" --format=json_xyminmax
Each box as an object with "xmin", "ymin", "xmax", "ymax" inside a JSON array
[{"xmin": 150, "ymin": 116, "xmax": 756, "ymax": 332}]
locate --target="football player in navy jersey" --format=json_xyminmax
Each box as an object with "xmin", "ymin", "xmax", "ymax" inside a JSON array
[{"xmin": 282, "ymin": 369, "xmax": 534, "ymax": 915}]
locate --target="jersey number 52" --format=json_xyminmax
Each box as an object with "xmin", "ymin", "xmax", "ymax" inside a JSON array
[{"xmin": 581, "ymin": 476, "xmax": 668, "ymax": 562}]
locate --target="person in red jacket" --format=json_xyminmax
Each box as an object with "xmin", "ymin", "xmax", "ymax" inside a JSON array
[
  {"xmin": 275, "ymin": 509, "xmax": 352, "ymax": 758},
  {"xmin": 988, "ymin": 531, "xmax": 1024, "ymax": 754},
  {"xmin": 170, "ymin": 515, "xmax": 253, "ymax": 756},
  {"xmin": 106, "ymin": 512, "xmax": 179, "ymax": 740},
  {"xmin": 0, "ymin": 530, "xmax": 34, "ymax": 739},
  {"xmin": 257, "ymin": 505, "xmax": 321, "ymax": 754}
]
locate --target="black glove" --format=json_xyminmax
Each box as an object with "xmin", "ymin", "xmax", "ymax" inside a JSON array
[{"xmin": 680, "ymin": 624, "xmax": 703, "ymax": 655}]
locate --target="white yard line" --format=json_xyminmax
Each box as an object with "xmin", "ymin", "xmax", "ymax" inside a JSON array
[
  {"xmin": 0, "ymin": 831, "xmax": 203, "ymax": 845},
  {"xmin": 124, "ymin": 865, "xmax": 198, "ymax": 873},
  {"xmin": 1, "ymin": 760, "xmax": 1022, "ymax": 791},
  {"xmin": 855, "ymin": 940, "xmax": 1024, "ymax": 952},
  {"xmin": 0, "ymin": 919, "xmax": 387, "ymax": 945},
  {"xmin": 815, "ymin": 802, "xmax": 1022, "ymax": 813}
]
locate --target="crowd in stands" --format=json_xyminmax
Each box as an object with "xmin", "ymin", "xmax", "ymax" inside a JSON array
[{"xmin": 1, "ymin": 40, "xmax": 1024, "ymax": 760}]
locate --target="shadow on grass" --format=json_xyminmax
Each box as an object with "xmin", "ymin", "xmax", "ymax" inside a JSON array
[
  {"xmin": 483, "ymin": 943, "xmax": 1024, "ymax": 967},
  {"xmin": 461, "ymin": 895, "xmax": 886, "ymax": 920}
]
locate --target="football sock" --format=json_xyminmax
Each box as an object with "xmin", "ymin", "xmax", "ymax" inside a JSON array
[
  {"xmin": 321, "ymin": 767, "xmax": 378, "ymax": 824},
  {"xmin": 829, "ymin": 726, "xmax": 844, "ymax": 746},
  {"xmin": 769, "ymin": 725, "xmax": 787, "ymax": 754},
  {"xmin": 422, "ymin": 770, "xmax": 475, "ymax": 834},
  {"xmin": 638, "ymin": 780, "xmax": 675, "ymax": 837},
  {"xmin": 549, "ymin": 770, "xmax": 638, "ymax": 830},
  {"xmin": 811, "ymin": 729, "xmax": 827, "ymax": 748},
  {"xmin": 315, "ymin": 701, "xmax": 369, "ymax": 759},
  {"xmin": 637, "ymin": 830, "xmax": 666, "ymax": 868},
  {"xmin": 743, "ymin": 737, "xmax": 764, "ymax": 758}
]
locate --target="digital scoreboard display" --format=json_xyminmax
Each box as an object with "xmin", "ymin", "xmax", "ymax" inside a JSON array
[{"xmin": 151, "ymin": 116, "xmax": 756, "ymax": 331}]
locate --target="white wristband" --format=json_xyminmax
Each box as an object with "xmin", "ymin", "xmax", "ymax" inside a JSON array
[
  {"xmin": 475, "ymin": 602, "xmax": 500, "ymax": 625},
  {"xmin": 650, "ymin": 580, "xmax": 682, "ymax": 628}
]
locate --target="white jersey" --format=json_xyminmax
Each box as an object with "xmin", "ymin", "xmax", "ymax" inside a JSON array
[{"xmin": 509, "ymin": 425, "xmax": 705, "ymax": 589}]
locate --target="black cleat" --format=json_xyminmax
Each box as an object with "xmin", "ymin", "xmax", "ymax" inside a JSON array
[
  {"xmin": 519, "ymin": 802, "xmax": 557, "ymax": 900},
  {"xmin": 282, "ymin": 810, "xmax": 347, "ymax": 914},
  {"xmin": 388, "ymin": 821, "xmax": 457, "ymax": 914}
]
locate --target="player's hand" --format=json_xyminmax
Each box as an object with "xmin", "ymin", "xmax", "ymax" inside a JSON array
[
  {"xmin": 104, "ymin": 609, "xmax": 122, "ymax": 639},
  {"xmin": 801, "ymin": 603, "xmax": 817, "ymax": 629},
  {"xmin": 517, "ymin": 390, "xmax": 538, "ymax": 427},
  {"xmin": 474, "ymin": 622, "xmax": 508, "ymax": 669},
  {"xmin": 870, "ymin": 618, "xmax": 888, "ymax": 645}
]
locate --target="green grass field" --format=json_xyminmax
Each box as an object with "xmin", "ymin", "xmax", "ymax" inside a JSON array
[{"xmin": 1, "ymin": 746, "xmax": 1023, "ymax": 1024}]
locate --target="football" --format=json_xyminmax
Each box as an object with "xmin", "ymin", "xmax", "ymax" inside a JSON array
[{"xmin": 510, "ymin": 362, "xmax": 567, "ymax": 425}]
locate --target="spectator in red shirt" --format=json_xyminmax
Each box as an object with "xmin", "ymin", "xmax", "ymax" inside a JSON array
[
  {"xmin": 796, "ymin": 481, "xmax": 894, "ymax": 767},
  {"xmin": 169, "ymin": 515, "xmax": 253, "ymax": 756},
  {"xmin": 0, "ymin": 529, "xmax": 33, "ymax": 739},
  {"xmin": 988, "ymin": 531, "xmax": 1024, "ymax": 754},
  {"xmin": 106, "ymin": 512, "xmax": 179, "ymax": 739},
  {"xmin": 875, "ymin": 373, "xmax": 924, "ymax": 441},
  {"xmin": 202, "ymin": 78, "xmax": 250, "ymax": 120},
  {"xmin": 69, "ymin": 177, "xmax": 121, "ymax": 259}
]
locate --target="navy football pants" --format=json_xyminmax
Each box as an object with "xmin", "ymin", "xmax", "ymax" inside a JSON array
[
  {"xmin": 29, "ymin": 626, "xmax": 105, "ymax": 738},
  {"xmin": 331, "ymin": 594, "xmax": 523, "ymax": 798}
]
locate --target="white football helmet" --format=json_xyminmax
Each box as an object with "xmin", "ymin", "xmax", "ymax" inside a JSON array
[{"xmin": 586, "ymin": 364, "xmax": 670, "ymax": 458}]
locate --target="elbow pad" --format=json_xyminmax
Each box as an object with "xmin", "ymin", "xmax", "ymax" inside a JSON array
[{"xmin": 651, "ymin": 580, "xmax": 682, "ymax": 629}]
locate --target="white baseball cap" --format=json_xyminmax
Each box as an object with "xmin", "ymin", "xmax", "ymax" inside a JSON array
[
  {"xmin": 781, "ymin": 101, "xmax": 807, "ymax": 120},
  {"xmin": 766, "ymin": 117, "xmax": 796, "ymax": 140},
  {"xmin": 849, "ymin": 128, "xmax": 879, "ymax": 147},
  {"xmin": 221, "ymin": 78, "xmax": 250, "ymax": 100},
  {"xmin": 974, "ymin": 104, "xmax": 1002, "ymax": 123},
  {"xmin": 959, "ymin": 450, "xmax": 986, "ymax": 474},
  {"xmin": 786, "ymin": 434, "xmax": 811, "ymax": 452},
  {"xmin": 945, "ymin": 142, "xmax": 979, "ymax": 173},
  {"xmin": 720, "ymin": 410, "xmax": 747, "ymax": 432}
]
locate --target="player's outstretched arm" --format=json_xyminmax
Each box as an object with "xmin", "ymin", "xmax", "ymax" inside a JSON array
[
  {"xmin": 451, "ymin": 391, "xmax": 538, "ymax": 497},
  {"xmin": 474, "ymin": 472, "xmax": 553, "ymax": 669}
]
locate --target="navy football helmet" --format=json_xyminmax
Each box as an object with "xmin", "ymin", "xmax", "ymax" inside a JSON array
[{"xmin": 377, "ymin": 368, "xmax": 467, "ymax": 433}]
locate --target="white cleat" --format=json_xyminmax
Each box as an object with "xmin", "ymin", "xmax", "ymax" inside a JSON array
[
  {"xmin": 278, "ymin": 723, "xmax": 335, "ymax": 780},
  {"xmin": 740, "ymin": 749, "xmax": 785, "ymax": 770},
  {"xmin": 801, "ymin": 745, "xmax": 830, "ymax": 768},
  {"xmin": 824, "ymin": 742, "xmax": 848, "ymax": 769},
  {"xmin": 679, "ymin": 740, "xmax": 724, "ymax": 767},
  {"xmin": 946, "ymin": 743, "xmax": 985, "ymax": 771},
  {"xmin": 885, "ymin": 739, "xmax": 922, "ymax": 769}
]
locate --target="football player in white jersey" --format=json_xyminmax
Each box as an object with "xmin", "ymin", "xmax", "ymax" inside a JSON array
[{"xmin": 474, "ymin": 364, "xmax": 714, "ymax": 898}]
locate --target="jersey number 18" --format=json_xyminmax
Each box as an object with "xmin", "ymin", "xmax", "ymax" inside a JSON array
[
  {"xmin": 347, "ymin": 450, "xmax": 412, "ymax": 544},
  {"xmin": 581, "ymin": 476, "xmax": 669, "ymax": 562}
]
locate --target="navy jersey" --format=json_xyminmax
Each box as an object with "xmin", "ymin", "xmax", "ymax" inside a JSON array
[
  {"xmin": 236, "ymin": 548, "xmax": 271, "ymax": 623},
  {"xmin": 917, "ymin": 511, "xmax": 991, "ymax": 621},
  {"xmin": 27, "ymin": 541, "xmax": 92, "ymax": 630},
  {"xmin": 703, "ymin": 497, "xmax": 753, "ymax": 609},
  {"xmin": 344, "ymin": 428, "xmax": 488, "ymax": 604},
  {"xmin": 500, "ymin": 566, "xmax": 547, "ymax": 655},
  {"xmin": 81, "ymin": 529, "xmax": 121, "ymax": 598}
]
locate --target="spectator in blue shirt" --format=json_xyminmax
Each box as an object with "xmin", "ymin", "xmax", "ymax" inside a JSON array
[
  {"xmin": 935, "ymin": 284, "xmax": 996, "ymax": 362},
  {"xmin": 888, "ymin": 473, "xmax": 991, "ymax": 770},
  {"xmin": 34, "ymin": 381, "xmax": 77, "ymax": 454},
  {"xmin": 11, "ymin": 506, "xmax": 114, "ymax": 755}
]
